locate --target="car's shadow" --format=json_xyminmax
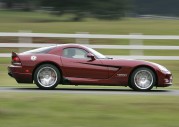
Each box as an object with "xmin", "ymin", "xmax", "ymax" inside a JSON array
[{"xmin": 12, "ymin": 87, "xmax": 170, "ymax": 93}]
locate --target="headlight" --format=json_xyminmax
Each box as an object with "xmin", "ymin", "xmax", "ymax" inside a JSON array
[
  {"xmin": 151, "ymin": 62, "xmax": 170, "ymax": 73},
  {"xmin": 157, "ymin": 64, "xmax": 170, "ymax": 73}
]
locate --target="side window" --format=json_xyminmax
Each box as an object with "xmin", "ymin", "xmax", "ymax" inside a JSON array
[{"xmin": 63, "ymin": 48, "xmax": 88, "ymax": 59}]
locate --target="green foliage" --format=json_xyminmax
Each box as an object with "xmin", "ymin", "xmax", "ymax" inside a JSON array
[
  {"xmin": 40, "ymin": 0, "xmax": 130, "ymax": 20},
  {"xmin": 90, "ymin": 0, "xmax": 130, "ymax": 19},
  {"xmin": 2, "ymin": 0, "xmax": 39, "ymax": 11},
  {"xmin": 1, "ymin": 0, "xmax": 131, "ymax": 20},
  {"xmin": 133, "ymin": 0, "xmax": 179, "ymax": 16}
]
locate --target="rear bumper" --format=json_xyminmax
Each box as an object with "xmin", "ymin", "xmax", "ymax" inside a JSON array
[
  {"xmin": 8, "ymin": 72, "xmax": 13, "ymax": 77},
  {"xmin": 8, "ymin": 65, "xmax": 33, "ymax": 83}
]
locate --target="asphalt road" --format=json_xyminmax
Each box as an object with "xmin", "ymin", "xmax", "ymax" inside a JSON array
[{"xmin": 0, "ymin": 87, "xmax": 179, "ymax": 96}]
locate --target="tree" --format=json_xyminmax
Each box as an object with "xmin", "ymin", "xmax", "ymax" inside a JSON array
[
  {"xmin": 40, "ymin": 0, "xmax": 130, "ymax": 20},
  {"xmin": 132, "ymin": 0, "xmax": 179, "ymax": 16},
  {"xmin": 90, "ymin": 0, "xmax": 130, "ymax": 19},
  {"xmin": 3, "ymin": 0, "xmax": 13, "ymax": 8},
  {"xmin": 2, "ymin": 0, "xmax": 39, "ymax": 11}
]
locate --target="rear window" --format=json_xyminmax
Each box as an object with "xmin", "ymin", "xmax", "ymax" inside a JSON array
[{"xmin": 21, "ymin": 46, "xmax": 55, "ymax": 54}]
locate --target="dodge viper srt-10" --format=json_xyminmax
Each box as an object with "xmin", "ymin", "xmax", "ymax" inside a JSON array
[{"xmin": 8, "ymin": 44, "xmax": 172, "ymax": 91}]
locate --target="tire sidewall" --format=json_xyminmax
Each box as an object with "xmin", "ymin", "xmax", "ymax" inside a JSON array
[
  {"xmin": 130, "ymin": 67, "xmax": 156, "ymax": 91},
  {"xmin": 34, "ymin": 64, "xmax": 61, "ymax": 90}
]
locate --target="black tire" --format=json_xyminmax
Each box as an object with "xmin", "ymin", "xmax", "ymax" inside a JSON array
[
  {"xmin": 130, "ymin": 67, "xmax": 156, "ymax": 91},
  {"xmin": 128, "ymin": 85, "xmax": 134, "ymax": 89},
  {"xmin": 34, "ymin": 64, "xmax": 61, "ymax": 90}
]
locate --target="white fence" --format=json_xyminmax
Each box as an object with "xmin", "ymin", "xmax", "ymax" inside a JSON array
[
  {"xmin": 1, "ymin": 32, "xmax": 179, "ymax": 40},
  {"xmin": 0, "ymin": 32, "xmax": 179, "ymax": 60}
]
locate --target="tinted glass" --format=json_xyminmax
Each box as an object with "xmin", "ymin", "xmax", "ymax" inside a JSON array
[
  {"xmin": 63, "ymin": 48, "xmax": 88, "ymax": 59},
  {"xmin": 22, "ymin": 46, "xmax": 55, "ymax": 54}
]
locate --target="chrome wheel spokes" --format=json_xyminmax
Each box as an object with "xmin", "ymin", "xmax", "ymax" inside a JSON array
[
  {"xmin": 134, "ymin": 70, "xmax": 153, "ymax": 90},
  {"xmin": 37, "ymin": 67, "xmax": 57, "ymax": 87}
]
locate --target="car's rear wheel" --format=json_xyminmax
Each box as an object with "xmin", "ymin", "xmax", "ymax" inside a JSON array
[
  {"xmin": 130, "ymin": 67, "xmax": 156, "ymax": 91},
  {"xmin": 34, "ymin": 64, "xmax": 61, "ymax": 90}
]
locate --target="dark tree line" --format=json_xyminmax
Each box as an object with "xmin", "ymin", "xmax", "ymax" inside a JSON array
[
  {"xmin": 42, "ymin": 0, "xmax": 130, "ymax": 20},
  {"xmin": 2, "ymin": 0, "xmax": 38, "ymax": 11},
  {"xmin": 1, "ymin": 0, "xmax": 130, "ymax": 20},
  {"xmin": 133, "ymin": 0, "xmax": 179, "ymax": 16},
  {"xmin": 1, "ymin": 0, "xmax": 179, "ymax": 20}
]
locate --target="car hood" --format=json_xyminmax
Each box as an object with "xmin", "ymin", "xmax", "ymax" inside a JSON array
[
  {"xmin": 101, "ymin": 58, "xmax": 160, "ymax": 69},
  {"xmin": 101, "ymin": 58, "xmax": 171, "ymax": 73}
]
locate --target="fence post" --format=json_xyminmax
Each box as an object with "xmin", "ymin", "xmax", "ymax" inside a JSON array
[
  {"xmin": 129, "ymin": 33, "xmax": 143, "ymax": 56},
  {"xmin": 75, "ymin": 32, "xmax": 89, "ymax": 44},
  {"xmin": 18, "ymin": 30, "xmax": 32, "ymax": 53}
]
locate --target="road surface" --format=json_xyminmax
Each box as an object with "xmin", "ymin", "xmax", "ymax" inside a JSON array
[{"xmin": 0, "ymin": 87, "xmax": 179, "ymax": 96}]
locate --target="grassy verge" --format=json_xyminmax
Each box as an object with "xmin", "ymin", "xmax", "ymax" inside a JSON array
[
  {"xmin": 0, "ymin": 12, "xmax": 179, "ymax": 35},
  {"xmin": 0, "ymin": 58, "xmax": 11, "ymax": 64},
  {"xmin": 0, "ymin": 93, "xmax": 178, "ymax": 127},
  {"xmin": 0, "ymin": 18, "xmax": 174, "ymax": 34}
]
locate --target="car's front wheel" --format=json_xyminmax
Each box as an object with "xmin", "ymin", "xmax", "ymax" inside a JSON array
[
  {"xmin": 34, "ymin": 64, "xmax": 61, "ymax": 90},
  {"xmin": 130, "ymin": 67, "xmax": 156, "ymax": 91}
]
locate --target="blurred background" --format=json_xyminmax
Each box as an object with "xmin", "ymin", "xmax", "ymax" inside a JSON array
[{"xmin": 0, "ymin": 0, "xmax": 179, "ymax": 127}]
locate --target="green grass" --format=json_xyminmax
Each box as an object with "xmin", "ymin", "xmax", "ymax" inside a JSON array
[
  {"xmin": 0, "ymin": 58, "xmax": 11, "ymax": 64},
  {"xmin": 0, "ymin": 10, "xmax": 179, "ymax": 34},
  {"xmin": 0, "ymin": 93, "xmax": 178, "ymax": 127},
  {"xmin": 0, "ymin": 10, "xmax": 71, "ymax": 23},
  {"xmin": 0, "ymin": 14, "xmax": 179, "ymax": 35}
]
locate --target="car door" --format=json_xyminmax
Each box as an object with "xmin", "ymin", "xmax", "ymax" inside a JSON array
[{"xmin": 61, "ymin": 47, "xmax": 108, "ymax": 79}]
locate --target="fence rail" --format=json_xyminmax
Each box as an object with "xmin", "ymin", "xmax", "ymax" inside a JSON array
[
  {"xmin": 1, "ymin": 43, "xmax": 179, "ymax": 50},
  {"xmin": 1, "ymin": 32, "xmax": 179, "ymax": 40},
  {"xmin": 0, "ymin": 32, "xmax": 179, "ymax": 60},
  {"xmin": 1, "ymin": 53, "xmax": 179, "ymax": 60}
]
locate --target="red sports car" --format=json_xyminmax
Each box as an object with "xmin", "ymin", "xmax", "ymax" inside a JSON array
[{"xmin": 8, "ymin": 44, "xmax": 172, "ymax": 91}]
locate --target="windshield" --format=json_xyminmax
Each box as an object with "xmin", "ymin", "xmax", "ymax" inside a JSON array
[{"xmin": 86, "ymin": 46, "xmax": 107, "ymax": 59}]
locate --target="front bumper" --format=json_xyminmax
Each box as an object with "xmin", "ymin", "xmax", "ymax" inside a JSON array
[{"xmin": 157, "ymin": 71, "xmax": 172, "ymax": 87}]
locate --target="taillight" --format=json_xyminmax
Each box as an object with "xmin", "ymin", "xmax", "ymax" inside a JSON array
[
  {"xmin": 13, "ymin": 56, "xmax": 20, "ymax": 62},
  {"xmin": 12, "ymin": 55, "xmax": 21, "ymax": 66}
]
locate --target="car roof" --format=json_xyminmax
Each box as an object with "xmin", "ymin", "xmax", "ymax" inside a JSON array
[{"xmin": 56, "ymin": 44, "xmax": 87, "ymax": 49}]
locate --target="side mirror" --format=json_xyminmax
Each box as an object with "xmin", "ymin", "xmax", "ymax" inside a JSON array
[{"xmin": 87, "ymin": 53, "xmax": 95, "ymax": 60}]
